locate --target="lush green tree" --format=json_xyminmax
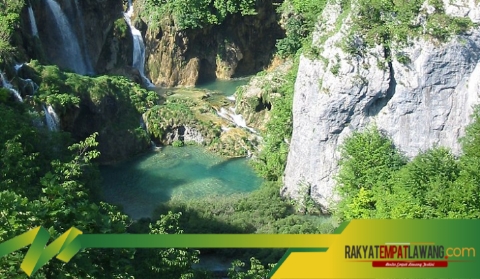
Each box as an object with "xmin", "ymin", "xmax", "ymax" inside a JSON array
[
  {"xmin": 141, "ymin": 0, "xmax": 257, "ymax": 30},
  {"xmin": 252, "ymin": 62, "xmax": 297, "ymax": 181},
  {"xmin": 132, "ymin": 212, "xmax": 200, "ymax": 279},
  {"xmin": 336, "ymin": 127, "xmax": 406, "ymax": 198},
  {"xmin": 0, "ymin": 131, "xmax": 135, "ymax": 278},
  {"xmin": 335, "ymin": 112, "xmax": 480, "ymax": 221},
  {"xmin": 0, "ymin": 0, "xmax": 24, "ymax": 61},
  {"xmin": 228, "ymin": 257, "xmax": 275, "ymax": 279}
]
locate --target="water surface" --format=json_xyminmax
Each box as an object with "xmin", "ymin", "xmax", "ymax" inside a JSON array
[
  {"xmin": 100, "ymin": 146, "xmax": 262, "ymax": 219},
  {"xmin": 197, "ymin": 77, "xmax": 250, "ymax": 96}
]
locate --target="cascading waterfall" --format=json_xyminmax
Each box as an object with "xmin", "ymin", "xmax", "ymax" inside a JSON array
[
  {"xmin": 14, "ymin": 63, "xmax": 24, "ymax": 72},
  {"xmin": 216, "ymin": 107, "xmax": 257, "ymax": 134},
  {"xmin": 28, "ymin": 6, "xmax": 39, "ymax": 37},
  {"xmin": 44, "ymin": 0, "xmax": 89, "ymax": 75},
  {"xmin": 22, "ymin": 78, "xmax": 39, "ymax": 95},
  {"xmin": 13, "ymin": 64, "xmax": 39, "ymax": 96},
  {"xmin": 43, "ymin": 104, "xmax": 60, "ymax": 131},
  {"xmin": 124, "ymin": 0, "xmax": 154, "ymax": 87},
  {"xmin": 1, "ymin": 72, "xmax": 23, "ymax": 102}
]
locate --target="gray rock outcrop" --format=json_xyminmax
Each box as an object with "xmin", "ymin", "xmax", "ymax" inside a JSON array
[{"xmin": 282, "ymin": 0, "xmax": 480, "ymax": 212}]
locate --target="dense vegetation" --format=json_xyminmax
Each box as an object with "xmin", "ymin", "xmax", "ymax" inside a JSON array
[
  {"xmin": 2, "ymin": 0, "xmax": 480, "ymax": 277},
  {"xmin": 0, "ymin": 100, "xmax": 203, "ymax": 278},
  {"xmin": 137, "ymin": 0, "xmax": 257, "ymax": 30},
  {"xmin": 343, "ymin": 0, "xmax": 474, "ymax": 61},
  {"xmin": 335, "ymin": 110, "xmax": 480, "ymax": 220},
  {"xmin": 275, "ymin": 0, "xmax": 326, "ymax": 58},
  {"xmin": 0, "ymin": 0, "xmax": 24, "ymax": 61}
]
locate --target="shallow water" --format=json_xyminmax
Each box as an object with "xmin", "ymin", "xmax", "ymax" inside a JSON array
[
  {"xmin": 100, "ymin": 146, "xmax": 263, "ymax": 219},
  {"xmin": 196, "ymin": 77, "xmax": 250, "ymax": 96}
]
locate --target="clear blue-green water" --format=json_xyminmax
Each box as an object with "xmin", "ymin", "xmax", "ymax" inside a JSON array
[
  {"xmin": 196, "ymin": 77, "xmax": 250, "ymax": 96},
  {"xmin": 100, "ymin": 146, "xmax": 263, "ymax": 219}
]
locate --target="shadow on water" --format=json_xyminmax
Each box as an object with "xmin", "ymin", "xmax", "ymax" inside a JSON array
[
  {"xmin": 100, "ymin": 156, "xmax": 189, "ymax": 220},
  {"xmin": 99, "ymin": 146, "xmax": 263, "ymax": 220}
]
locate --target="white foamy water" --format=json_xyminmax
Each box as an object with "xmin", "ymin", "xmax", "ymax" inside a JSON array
[
  {"xmin": 43, "ymin": 104, "xmax": 60, "ymax": 131},
  {"xmin": 28, "ymin": 6, "xmax": 39, "ymax": 37},
  {"xmin": 1, "ymin": 72, "xmax": 23, "ymax": 102},
  {"xmin": 124, "ymin": 0, "xmax": 154, "ymax": 87},
  {"xmin": 44, "ymin": 0, "xmax": 89, "ymax": 75},
  {"xmin": 216, "ymin": 107, "xmax": 257, "ymax": 133}
]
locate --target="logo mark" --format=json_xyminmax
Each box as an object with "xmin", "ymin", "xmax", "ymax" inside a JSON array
[{"xmin": 0, "ymin": 226, "xmax": 83, "ymax": 277}]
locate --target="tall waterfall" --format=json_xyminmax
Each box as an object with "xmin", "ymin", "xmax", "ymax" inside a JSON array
[
  {"xmin": 43, "ymin": 0, "xmax": 89, "ymax": 75},
  {"xmin": 124, "ymin": 0, "xmax": 154, "ymax": 87},
  {"xmin": 43, "ymin": 104, "xmax": 60, "ymax": 131},
  {"xmin": 1, "ymin": 72, "xmax": 23, "ymax": 102},
  {"xmin": 28, "ymin": 6, "xmax": 39, "ymax": 37},
  {"xmin": 73, "ymin": 0, "xmax": 94, "ymax": 74}
]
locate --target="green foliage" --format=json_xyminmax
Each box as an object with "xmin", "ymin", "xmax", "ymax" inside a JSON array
[
  {"xmin": 336, "ymin": 127, "xmax": 406, "ymax": 197},
  {"xmin": 144, "ymin": 100, "xmax": 195, "ymax": 140},
  {"xmin": 0, "ymin": 98, "xmax": 203, "ymax": 278},
  {"xmin": 0, "ymin": 104, "xmax": 42, "ymax": 197},
  {"xmin": 140, "ymin": 0, "xmax": 257, "ymax": 30},
  {"xmin": 252, "ymin": 61, "xmax": 298, "ymax": 181},
  {"xmin": 395, "ymin": 52, "xmax": 411, "ymax": 65},
  {"xmin": 133, "ymin": 212, "xmax": 200, "ymax": 279},
  {"xmin": 0, "ymin": 107, "xmax": 135, "ymax": 277},
  {"xmin": 460, "ymin": 107, "xmax": 480, "ymax": 160},
  {"xmin": 154, "ymin": 181, "xmax": 336, "ymax": 264},
  {"xmin": 228, "ymin": 257, "xmax": 275, "ymax": 279},
  {"xmin": 347, "ymin": 0, "xmax": 474, "ymax": 58},
  {"xmin": 275, "ymin": 0, "xmax": 327, "ymax": 58},
  {"xmin": 0, "ymin": 87, "xmax": 9, "ymax": 102},
  {"xmin": 172, "ymin": 139, "xmax": 185, "ymax": 147},
  {"xmin": 113, "ymin": 18, "xmax": 129, "ymax": 38},
  {"xmin": 276, "ymin": 16, "xmax": 308, "ymax": 58},
  {"xmin": 330, "ymin": 62, "xmax": 340, "ymax": 75},
  {"xmin": 335, "ymin": 112, "xmax": 480, "ymax": 221},
  {"xmin": 0, "ymin": 0, "xmax": 24, "ymax": 61},
  {"xmin": 30, "ymin": 62, "xmax": 158, "ymax": 114},
  {"xmin": 144, "ymin": 96, "xmax": 224, "ymax": 149}
]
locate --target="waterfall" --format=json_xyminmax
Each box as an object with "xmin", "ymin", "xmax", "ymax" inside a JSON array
[
  {"xmin": 14, "ymin": 63, "xmax": 24, "ymax": 72},
  {"xmin": 43, "ymin": 0, "xmax": 89, "ymax": 75},
  {"xmin": 73, "ymin": 0, "xmax": 94, "ymax": 74},
  {"xmin": 1, "ymin": 72, "xmax": 23, "ymax": 102},
  {"xmin": 21, "ymin": 78, "xmax": 39, "ymax": 95},
  {"xmin": 216, "ymin": 107, "xmax": 257, "ymax": 133},
  {"xmin": 124, "ymin": 0, "xmax": 154, "ymax": 87},
  {"xmin": 43, "ymin": 104, "xmax": 60, "ymax": 131},
  {"xmin": 28, "ymin": 6, "xmax": 39, "ymax": 37}
]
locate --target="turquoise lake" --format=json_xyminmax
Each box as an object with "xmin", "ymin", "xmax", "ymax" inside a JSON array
[
  {"xmin": 196, "ymin": 77, "xmax": 250, "ymax": 96},
  {"xmin": 100, "ymin": 145, "xmax": 263, "ymax": 219}
]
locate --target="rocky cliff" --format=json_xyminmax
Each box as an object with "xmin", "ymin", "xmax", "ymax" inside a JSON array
[
  {"xmin": 282, "ymin": 0, "xmax": 480, "ymax": 212},
  {"xmin": 141, "ymin": 0, "xmax": 284, "ymax": 87}
]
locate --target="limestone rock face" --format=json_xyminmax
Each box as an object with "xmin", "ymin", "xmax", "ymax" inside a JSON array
[
  {"xmin": 143, "ymin": 1, "xmax": 284, "ymax": 87},
  {"xmin": 282, "ymin": 1, "xmax": 480, "ymax": 212}
]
